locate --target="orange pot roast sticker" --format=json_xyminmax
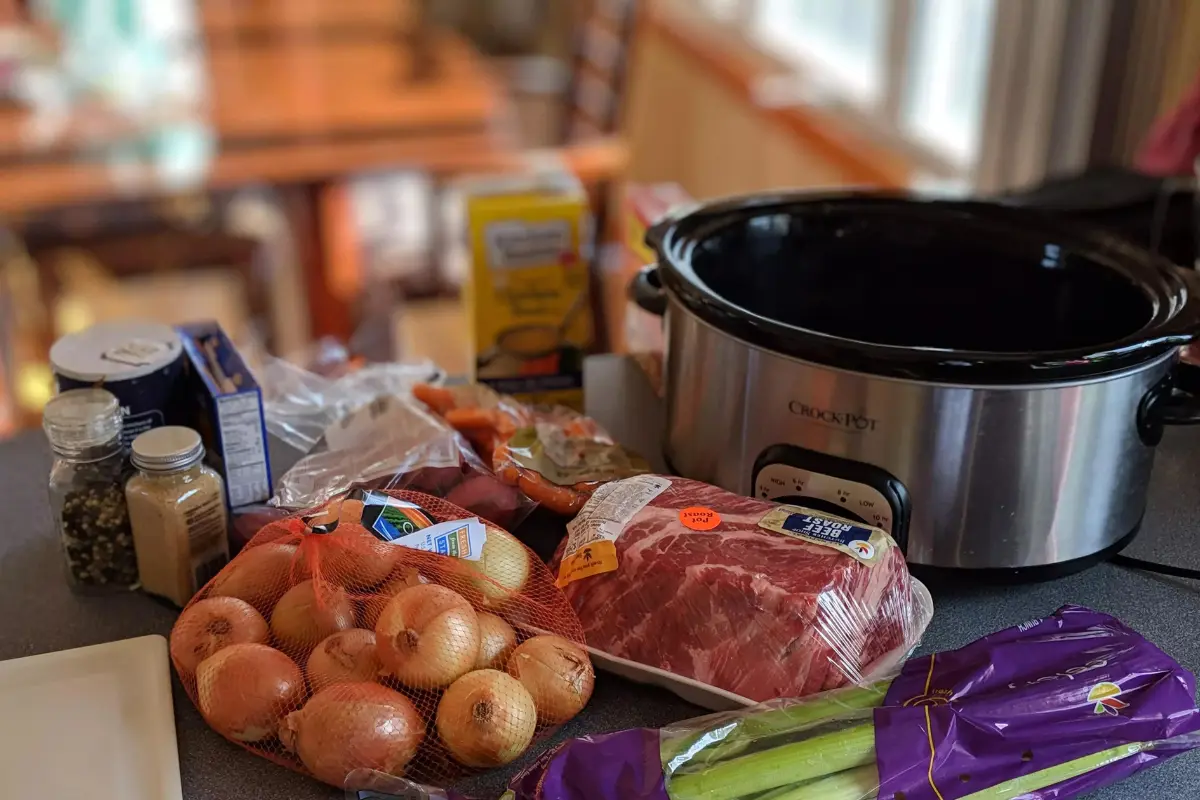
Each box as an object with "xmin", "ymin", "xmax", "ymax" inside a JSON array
[{"xmin": 679, "ymin": 507, "xmax": 722, "ymax": 531}]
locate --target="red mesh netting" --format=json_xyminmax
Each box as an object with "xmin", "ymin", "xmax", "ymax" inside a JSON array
[{"xmin": 170, "ymin": 490, "xmax": 590, "ymax": 789}]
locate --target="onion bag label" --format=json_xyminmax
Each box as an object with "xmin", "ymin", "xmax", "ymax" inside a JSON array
[
  {"xmin": 385, "ymin": 518, "xmax": 488, "ymax": 562},
  {"xmin": 557, "ymin": 475, "xmax": 671, "ymax": 587},
  {"xmin": 757, "ymin": 505, "xmax": 890, "ymax": 566},
  {"xmin": 361, "ymin": 493, "xmax": 436, "ymax": 540},
  {"xmin": 304, "ymin": 488, "xmax": 435, "ymax": 537}
]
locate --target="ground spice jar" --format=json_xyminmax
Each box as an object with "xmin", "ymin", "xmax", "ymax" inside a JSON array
[
  {"xmin": 43, "ymin": 388, "xmax": 140, "ymax": 592},
  {"xmin": 126, "ymin": 426, "xmax": 230, "ymax": 607}
]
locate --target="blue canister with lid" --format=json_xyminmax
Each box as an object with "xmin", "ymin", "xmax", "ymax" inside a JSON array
[{"xmin": 50, "ymin": 321, "xmax": 186, "ymax": 448}]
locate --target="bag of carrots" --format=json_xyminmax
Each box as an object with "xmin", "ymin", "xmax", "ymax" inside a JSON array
[{"xmin": 413, "ymin": 384, "xmax": 649, "ymax": 516}]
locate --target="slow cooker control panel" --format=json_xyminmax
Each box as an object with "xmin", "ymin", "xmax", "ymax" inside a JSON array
[
  {"xmin": 755, "ymin": 464, "xmax": 895, "ymax": 531},
  {"xmin": 752, "ymin": 446, "xmax": 911, "ymax": 551}
]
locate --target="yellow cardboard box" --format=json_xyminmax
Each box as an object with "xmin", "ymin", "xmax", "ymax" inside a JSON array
[{"xmin": 462, "ymin": 173, "xmax": 592, "ymax": 409}]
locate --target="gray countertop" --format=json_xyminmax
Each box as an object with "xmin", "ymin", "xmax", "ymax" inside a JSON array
[{"xmin": 3, "ymin": 356, "xmax": 1200, "ymax": 798}]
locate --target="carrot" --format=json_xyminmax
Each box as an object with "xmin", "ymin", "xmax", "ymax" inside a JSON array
[
  {"xmin": 412, "ymin": 384, "xmax": 458, "ymax": 416},
  {"xmin": 516, "ymin": 470, "xmax": 587, "ymax": 515},
  {"xmin": 444, "ymin": 408, "xmax": 517, "ymax": 437}
]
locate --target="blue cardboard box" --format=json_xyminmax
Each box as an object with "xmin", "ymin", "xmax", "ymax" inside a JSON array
[{"xmin": 177, "ymin": 322, "xmax": 272, "ymax": 508}]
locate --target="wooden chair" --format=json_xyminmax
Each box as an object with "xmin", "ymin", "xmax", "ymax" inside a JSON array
[{"xmin": 560, "ymin": 0, "xmax": 642, "ymax": 350}]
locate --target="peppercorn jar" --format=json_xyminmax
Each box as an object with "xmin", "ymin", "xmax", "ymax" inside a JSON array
[{"xmin": 43, "ymin": 388, "xmax": 140, "ymax": 592}]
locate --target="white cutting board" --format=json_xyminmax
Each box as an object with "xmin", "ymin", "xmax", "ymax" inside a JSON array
[{"xmin": 0, "ymin": 635, "xmax": 183, "ymax": 800}]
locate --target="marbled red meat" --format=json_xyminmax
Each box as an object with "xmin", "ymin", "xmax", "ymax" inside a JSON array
[{"xmin": 554, "ymin": 477, "xmax": 914, "ymax": 702}]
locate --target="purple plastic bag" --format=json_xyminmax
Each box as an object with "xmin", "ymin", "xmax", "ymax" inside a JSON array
[
  {"xmin": 507, "ymin": 729, "xmax": 667, "ymax": 800},
  {"xmin": 876, "ymin": 605, "xmax": 1200, "ymax": 799},
  {"xmin": 504, "ymin": 606, "xmax": 1200, "ymax": 800}
]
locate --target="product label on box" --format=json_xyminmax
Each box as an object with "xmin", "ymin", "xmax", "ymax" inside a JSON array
[
  {"xmin": 557, "ymin": 475, "xmax": 671, "ymax": 586},
  {"xmin": 486, "ymin": 219, "xmax": 574, "ymax": 270},
  {"xmin": 217, "ymin": 392, "xmax": 271, "ymax": 507},
  {"xmin": 758, "ymin": 505, "xmax": 890, "ymax": 566}
]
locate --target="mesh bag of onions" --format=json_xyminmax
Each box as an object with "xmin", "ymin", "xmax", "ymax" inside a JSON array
[{"xmin": 170, "ymin": 489, "xmax": 593, "ymax": 789}]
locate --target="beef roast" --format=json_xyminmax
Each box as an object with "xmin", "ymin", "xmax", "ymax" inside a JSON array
[{"xmin": 553, "ymin": 476, "xmax": 915, "ymax": 702}]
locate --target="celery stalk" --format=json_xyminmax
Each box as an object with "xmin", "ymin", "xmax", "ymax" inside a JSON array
[
  {"xmin": 755, "ymin": 766, "xmax": 880, "ymax": 800},
  {"xmin": 667, "ymin": 722, "xmax": 876, "ymax": 800},
  {"xmin": 662, "ymin": 681, "xmax": 890, "ymax": 771},
  {"xmin": 958, "ymin": 741, "xmax": 1152, "ymax": 800}
]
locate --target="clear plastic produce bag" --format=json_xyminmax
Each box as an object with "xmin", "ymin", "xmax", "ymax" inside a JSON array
[
  {"xmin": 170, "ymin": 490, "xmax": 592, "ymax": 788},
  {"xmin": 551, "ymin": 476, "xmax": 933, "ymax": 704},
  {"xmin": 490, "ymin": 605, "xmax": 1200, "ymax": 800},
  {"xmin": 260, "ymin": 355, "xmax": 441, "ymax": 454},
  {"xmin": 271, "ymin": 393, "xmax": 535, "ymax": 529},
  {"xmin": 413, "ymin": 384, "xmax": 650, "ymax": 516}
]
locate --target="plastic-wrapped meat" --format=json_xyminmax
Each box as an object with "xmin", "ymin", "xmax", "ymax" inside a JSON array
[{"xmin": 553, "ymin": 476, "xmax": 926, "ymax": 701}]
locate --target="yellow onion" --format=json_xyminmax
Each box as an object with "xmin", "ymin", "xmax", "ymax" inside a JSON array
[
  {"xmin": 460, "ymin": 529, "xmax": 531, "ymax": 604},
  {"xmin": 280, "ymin": 682, "xmax": 424, "ymax": 787},
  {"xmin": 474, "ymin": 613, "xmax": 518, "ymax": 670},
  {"xmin": 271, "ymin": 579, "xmax": 356, "ymax": 656},
  {"xmin": 375, "ymin": 584, "xmax": 479, "ymax": 689},
  {"xmin": 208, "ymin": 542, "xmax": 301, "ymax": 614},
  {"xmin": 307, "ymin": 629, "xmax": 382, "ymax": 691},
  {"xmin": 436, "ymin": 669, "xmax": 537, "ymax": 767},
  {"xmin": 197, "ymin": 643, "xmax": 305, "ymax": 742},
  {"xmin": 507, "ymin": 635, "xmax": 594, "ymax": 724},
  {"xmin": 312, "ymin": 525, "xmax": 403, "ymax": 589},
  {"xmin": 360, "ymin": 568, "xmax": 427, "ymax": 630},
  {"xmin": 171, "ymin": 596, "xmax": 269, "ymax": 675}
]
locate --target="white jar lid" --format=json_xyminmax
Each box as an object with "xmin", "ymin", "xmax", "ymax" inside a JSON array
[
  {"xmin": 50, "ymin": 321, "xmax": 182, "ymax": 382},
  {"xmin": 131, "ymin": 426, "xmax": 205, "ymax": 473}
]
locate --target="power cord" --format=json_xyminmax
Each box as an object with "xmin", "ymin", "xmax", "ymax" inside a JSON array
[{"xmin": 1111, "ymin": 554, "xmax": 1200, "ymax": 581}]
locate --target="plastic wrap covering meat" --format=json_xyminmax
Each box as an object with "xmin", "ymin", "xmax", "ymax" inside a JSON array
[
  {"xmin": 550, "ymin": 476, "xmax": 932, "ymax": 703},
  {"xmin": 412, "ymin": 384, "xmax": 649, "ymax": 516},
  {"xmin": 493, "ymin": 605, "xmax": 1200, "ymax": 800},
  {"xmin": 271, "ymin": 393, "xmax": 533, "ymax": 529},
  {"xmin": 170, "ymin": 490, "xmax": 591, "ymax": 789}
]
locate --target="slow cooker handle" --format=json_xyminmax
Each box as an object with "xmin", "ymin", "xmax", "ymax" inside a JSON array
[
  {"xmin": 1139, "ymin": 360, "xmax": 1200, "ymax": 444},
  {"xmin": 629, "ymin": 263, "xmax": 667, "ymax": 316}
]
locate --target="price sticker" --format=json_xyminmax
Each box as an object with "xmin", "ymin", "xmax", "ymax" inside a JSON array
[{"xmin": 679, "ymin": 506, "xmax": 722, "ymax": 531}]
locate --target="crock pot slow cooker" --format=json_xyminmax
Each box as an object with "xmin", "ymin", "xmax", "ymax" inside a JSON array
[{"xmin": 633, "ymin": 192, "xmax": 1200, "ymax": 578}]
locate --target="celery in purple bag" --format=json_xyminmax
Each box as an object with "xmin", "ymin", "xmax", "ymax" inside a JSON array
[{"xmin": 504, "ymin": 606, "xmax": 1200, "ymax": 800}]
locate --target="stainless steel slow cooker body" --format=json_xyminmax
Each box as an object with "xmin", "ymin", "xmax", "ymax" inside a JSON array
[{"xmin": 636, "ymin": 192, "xmax": 1200, "ymax": 577}]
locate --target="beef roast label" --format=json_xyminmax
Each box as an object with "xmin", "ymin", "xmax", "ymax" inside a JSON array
[
  {"xmin": 557, "ymin": 475, "xmax": 672, "ymax": 587},
  {"xmin": 758, "ymin": 505, "xmax": 891, "ymax": 567}
]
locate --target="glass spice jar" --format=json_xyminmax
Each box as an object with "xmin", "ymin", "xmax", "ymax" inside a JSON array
[
  {"xmin": 43, "ymin": 388, "xmax": 140, "ymax": 592},
  {"xmin": 126, "ymin": 426, "xmax": 230, "ymax": 607}
]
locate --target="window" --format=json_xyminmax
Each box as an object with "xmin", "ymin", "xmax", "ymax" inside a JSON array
[
  {"xmin": 753, "ymin": 0, "xmax": 888, "ymax": 103},
  {"xmin": 688, "ymin": 1, "xmax": 1165, "ymax": 190},
  {"xmin": 901, "ymin": 0, "xmax": 997, "ymax": 165}
]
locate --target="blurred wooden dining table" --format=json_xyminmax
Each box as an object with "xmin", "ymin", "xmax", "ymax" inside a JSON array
[{"xmin": 0, "ymin": 6, "xmax": 516, "ymax": 339}]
